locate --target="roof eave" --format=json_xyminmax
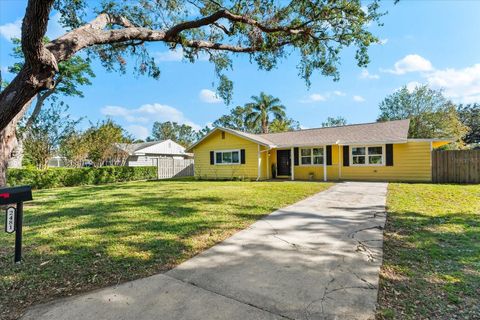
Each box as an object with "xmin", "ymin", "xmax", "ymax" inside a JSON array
[{"xmin": 186, "ymin": 127, "xmax": 274, "ymax": 152}]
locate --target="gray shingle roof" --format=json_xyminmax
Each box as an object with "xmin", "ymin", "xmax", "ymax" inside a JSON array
[
  {"xmin": 187, "ymin": 119, "xmax": 411, "ymax": 152},
  {"xmin": 115, "ymin": 141, "xmax": 164, "ymax": 154},
  {"xmin": 257, "ymin": 119, "xmax": 410, "ymax": 147}
]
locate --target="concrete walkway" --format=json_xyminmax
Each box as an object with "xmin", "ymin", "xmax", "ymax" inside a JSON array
[{"xmin": 22, "ymin": 182, "xmax": 388, "ymax": 320}]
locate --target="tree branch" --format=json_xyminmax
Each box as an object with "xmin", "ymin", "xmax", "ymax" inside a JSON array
[{"xmin": 21, "ymin": 0, "xmax": 55, "ymax": 66}]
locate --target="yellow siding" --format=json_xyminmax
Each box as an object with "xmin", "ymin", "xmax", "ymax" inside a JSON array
[
  {"xmin": 193, "ymin": 134, "xmax": 432, "ymax": 182},
  {"xmin": 340, "ymin": 141, "xmax": 432, "ymax": 181},
  {"xmin": 193, "ymin": 130, "xmax": 260, "ymax": 180},
  {"xmin": 432, "ymin": 141, "xmax": 450, "ymax": 148}
]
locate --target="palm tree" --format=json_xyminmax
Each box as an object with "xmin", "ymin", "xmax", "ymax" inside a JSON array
[{"xmin": 244, "ymin": 92, "xmax": 286, "ymax": 133}]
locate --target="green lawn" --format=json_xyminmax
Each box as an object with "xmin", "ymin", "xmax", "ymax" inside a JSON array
[
  {"xmin": 377, "ymin": 183, "xmax": 480, "ymax": 320},
  {"xmin": 0, "ymin": 179, "xmax": 331, "ymax": 320}
]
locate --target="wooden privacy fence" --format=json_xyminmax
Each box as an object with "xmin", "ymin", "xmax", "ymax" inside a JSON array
[
  {"xmin": 432, "ymin": 150, "xmax": 480, "ymax": 184},
  {"xmin": 157, "ymin": 158, "xmax": 194, "ymax": 179}
]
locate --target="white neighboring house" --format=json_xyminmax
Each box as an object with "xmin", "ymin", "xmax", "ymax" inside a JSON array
[{"xmin": 115, "ymin": 140, "xmax": 192, "ymax": 167}]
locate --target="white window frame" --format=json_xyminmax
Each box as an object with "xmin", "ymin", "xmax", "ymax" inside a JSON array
[
  {"xmin": 214, "ymin": 149, "xmax": 241, "ymax": 165},
  {"xmin": 350, "ymin": 145, "xmax": 385, "ymax": 166},
  {"xmin": 299, "ymin": 147, "xmax": 325, "ymax": 166}
]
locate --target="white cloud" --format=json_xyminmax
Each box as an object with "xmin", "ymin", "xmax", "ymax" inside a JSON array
[
  {"xmin": 406, "ymin": 81, "xmax": 422, "ymax": 93},
  {"xmin": 101, "ymin": 103, "xmax": 201, "ymax": 133},
  {"xmin": 394, "ymin": 63, "xmax": 480, "ymax": 103},
  {"xmin": 0, "ymin": 19, "xmax": 21, "ymax": 41},
  {"xmin": 199, "ymin": 89, "xmax": 223, "ymax": 103},
  {"xmin": 353, "ymin": 95, "xmax": 366, "ymax": 103},
  {"xmin": 299, "ymin": 91, "xmax": 347, "ymax": 103},
  {"xmin": 384, "ymin": 54, "xmax": 433, "ymax": 75},
  {"xmin": 359, "ymin": 69, "xmax": 380, "ymax": 80},
  {"xmin": 126, "ymin": 125, "xmax": 149, "ymax": 140},
  {"xmin": 300, "ymin": 93, "xmax": 327, "ymax": 103},
  {"xmin": 379, "ymin": 38, "xmax": 389, "ymax": 45},
  {"xmin": 426, "ymin": 64, "xmax": 480, "ymax": 103}
]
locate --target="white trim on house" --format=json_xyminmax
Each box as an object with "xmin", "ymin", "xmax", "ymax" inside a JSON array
[
  {"xmin": 408, "ymin": 138, "xmax": 455, "ymax": 142},
  {"xmin": 290, "ymin": 147, "xmax": 294, "ymax": 181},
  {"xmin": 298, "ymin": 147, "xmax": 325, "ymax": 166},
  {"xmin": 186, "ymin": 127, "xmax": 274, "ymax": 152},
  {"xmin": 349, "ymin": 144, "xmax": 385, "ymax": 167},
  {"xmin": 213, "ymin": 149, "xmax": 241, "ymax": 165}
]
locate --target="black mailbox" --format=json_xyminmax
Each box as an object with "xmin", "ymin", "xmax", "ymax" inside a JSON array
[
  {"xmin": 1, "ymin": 185, "xmax": 33, "ymax": 263},
  {"xmin": 0, "ymin": 185, "xmax": 33, "ymax": 205}
]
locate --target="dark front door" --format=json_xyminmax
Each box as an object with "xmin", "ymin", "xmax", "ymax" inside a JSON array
[{"xmin": 277, "ymin": 150, "xmax": 291, "ymax": 176}]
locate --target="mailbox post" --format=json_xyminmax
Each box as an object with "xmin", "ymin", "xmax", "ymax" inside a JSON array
[{"xmin": 1, "ymin": 186, "xmax": 33, "ymax": 263}]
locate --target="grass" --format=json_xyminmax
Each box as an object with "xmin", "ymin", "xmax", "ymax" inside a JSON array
[
  {"xmin": 377, "ymin": 183, "xmax": 480, "ymax": 320},
  {"xmin": 0, "ymin": 179, "xmax": 331, "ymax": 320}
]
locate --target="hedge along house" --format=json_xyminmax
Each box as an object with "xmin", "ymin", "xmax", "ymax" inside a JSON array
[{"xmin": 187, "ymin": 119, "xmax": 452, "ymax": 182}]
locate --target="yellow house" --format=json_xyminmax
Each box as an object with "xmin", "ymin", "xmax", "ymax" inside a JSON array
[{"xmin": 186, "ymin": 119, "xmax": 452, "ymax": 182}]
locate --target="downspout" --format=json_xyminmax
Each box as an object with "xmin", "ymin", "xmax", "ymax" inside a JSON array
[
  {"xmin": 337, "ymin": 141, "xmax": 341, "ymax": 180},
  {"xmin": 256, "ymin": 144, "xmax": 261, "ymax": 181},
  {"xmin": 290, "ymin": 147, "xmax": 295, "ymax": 181},
  {"xmin": 323, "ymin": 145, "xmax": 327, "ymax": 182},
  {"xmin": 266, "ymin": 149, "xmax": 270, "ymax": 179}
]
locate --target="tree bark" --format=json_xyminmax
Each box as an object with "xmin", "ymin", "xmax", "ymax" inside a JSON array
[
  {"xmin": 7, "ymin": 136, "xmax": 23, "ymax": 168},
  {"xmin": 0, "ymin": 100, "xmax": 31, "ymax": 186}
]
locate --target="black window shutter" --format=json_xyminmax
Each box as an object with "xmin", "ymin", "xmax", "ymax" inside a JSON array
[
  {"xmin": 294, "ymin": 147, "xmax": 299, "ymax": 166},
  {"xmin": 343, "ymin": 146, "xmax": 349, "ymax": 166},
  {"xmin": 386, "ymin": 144, "xmax": 394, "ymax": 166},
  {"xmin": 326, "ymin": 145, "xmax": 332, "ymax": 165},
  {"xmin": 240, "ymin": 149, "xmax": 246, "ymax": 164},
  {"xmin": 210, "ymin": 151, "xmax": 215, "ymax": 165}
]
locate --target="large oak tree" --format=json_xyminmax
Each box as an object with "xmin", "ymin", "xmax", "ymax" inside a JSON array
[{"xmin": 0, "ymin": 0, "xmax": 385, "ymax": 184}]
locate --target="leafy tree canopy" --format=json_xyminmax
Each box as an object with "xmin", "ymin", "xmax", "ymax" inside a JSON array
[
  {"xmin": 377, "ymin": 85, "xmax": 469, "ymax": 146},
  {"xmin": 268, "ymin": 118, "xmax": 300, "ymax": 133},
  {"xmin": 0, "ymin": 0, "xmax": 386, "ymax": 131},
  {"xmin": 322, "ymin": 116, "xmax": 347, "ymax": 127},
  {"xmin": 457, "ymin": 103, "xmax": 480, "ymax": 147},
  {"xmin": 149, "ymin": 121, "xmax": 198, "ymax": 147},
  {"xmin": 23, "ymin": 104, "xmax": 80, "ymax": 169},
  {"xmin": 212, "ymin": 105, "xmax": 253, "ymax": 132},
  {"xmin": 84, "ymin": 119, "xmax": 132, "ymax": 166}
]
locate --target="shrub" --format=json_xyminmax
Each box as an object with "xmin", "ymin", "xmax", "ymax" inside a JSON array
[{"xmin": 7, "ymin": 166, "xmax": 157, "ymax": 189}]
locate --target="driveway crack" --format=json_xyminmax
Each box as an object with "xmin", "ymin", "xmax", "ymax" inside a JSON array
[{"xmin": 166, "ymin": 275, "xmax": 292, "ymax": 320}]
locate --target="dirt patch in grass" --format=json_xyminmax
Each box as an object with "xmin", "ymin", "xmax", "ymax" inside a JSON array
[
  {"xmin": 377, "ymin": 183, "xmax": 480, "ymax": 320},
  {"xmin": 0, "ymin": 180, "xmax": 331, "ymax": 320}
]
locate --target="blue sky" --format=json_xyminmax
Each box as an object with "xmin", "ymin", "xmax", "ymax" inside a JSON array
[{"xmin": 1, "ymin": 1, "xmax": 480, "ymax": 140}]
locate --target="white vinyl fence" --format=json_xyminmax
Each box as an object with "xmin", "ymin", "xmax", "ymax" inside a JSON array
[{"xmin": 157, "ymin": 158, "xmax": 194, "ymax": 179}]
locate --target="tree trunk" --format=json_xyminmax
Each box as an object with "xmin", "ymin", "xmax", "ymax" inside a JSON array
[
  {"xmin": 0, "ymin": 122, "xmax": 19, "ymax": 186},
  {"xmin": 0, "ymin": 100, "xmax": 33, "ymax": 186},
  {"xmin": 7, "ymin": 135, "xmax": 23, "ymax": 168}
]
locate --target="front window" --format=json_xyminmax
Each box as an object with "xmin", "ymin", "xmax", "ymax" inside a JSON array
[
  {"xmin": 351, "ymin": 146, "xmax": 384, "ymax": 166},
  {"xmin": 300, "ymin": 147, "xmax": 324, "ymax": 165},
  {"xmin": 215, "ymin": 150, "xmax": 240, "ymax": 165}
]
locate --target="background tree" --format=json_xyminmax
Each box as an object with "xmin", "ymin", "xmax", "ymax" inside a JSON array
[
  {"xmin": 0, "ymin": 0, "xmax": 385, "ymax": 184},
  {"xmin": 457, "ymin": 103, "xmax": 480, "ymax": 148},
  {"xmin": 377, "ymin": 85, "xmax": 468, "ymax": 146},
  {"xmin": 212, "ymin": 105, "xmax": 253, "ymax": 132},
  {"xmin": 85, "ymin": 120, "xmax": 132, "ymax": 167},
  {"xmin": 23, "ymin": 104, "xmax": 79, "ymax": 169},
  {"xmin": 322, "ymin": 116, "xmax": 347, "ymax": 127},
  {"xmin": 150, "ymin": 121, "xmax": 197, "ymax": 147},
  {"xmin": 268, "ymin": 118, "xmax": 300, "ymax": 133},
  {"xmin": 59, "ymin": 131, "xmax": 90, "ymax": 167},
  {"xmin": 244, "ymin": 92, "xmax": 286, "ymax": 133}
]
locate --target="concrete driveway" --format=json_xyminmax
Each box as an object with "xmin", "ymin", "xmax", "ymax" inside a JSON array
[{"xmin": 22, "ymin": 182, "xmax": 388, "ymax": 320}]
